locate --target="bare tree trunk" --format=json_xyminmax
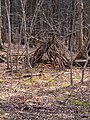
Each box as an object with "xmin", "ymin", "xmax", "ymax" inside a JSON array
[
  {"xmin": 0, "ymin": 0, "xmax": 1, "ymax": 46},
  {"xmin": 87, "ymin": 0, "xmax": 90, "ymax": 27},
  {"xmin": 70, "ymin": 0, "xmax": 77, "ymax": 85},
  {"xmin": 77, "ymin": 0, "xmax": 83, "ymax": 51},
  {"xmin": 0, "ymin": 0, "xmax": 3, "ymax": 49},
  {"xmin": 16, "ymin": 20, "xmax": 23, "ymax": 72},
  {"xmin": 5, "ymin": 0, "xmax": 12, "ymax": 74},
  {"xmin": 29, "ymin": 0, "xmax": 44, "ymax": 36},
  {"xmin": 68, "ymin": 0, "xmax": 75, "ymax": 51},
  {"xmin": 20, "ymin": 0, "xmax": 31, "ymax": 73}
]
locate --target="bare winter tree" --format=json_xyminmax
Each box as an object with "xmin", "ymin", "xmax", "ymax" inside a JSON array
[
  {"xmin": 0, "ymin": 0, "xmax": 3, "ymax": 49},
  {"xmin": 20, "ymin": 0, "xmax": 31, "ymax": 73},
  {"xmin": 76, "ymin": 0, "xmax": 83, "ymax": 51},
  {"xmin": 5, "ymin": 0, "xmax": 12, "ymax": 73}
]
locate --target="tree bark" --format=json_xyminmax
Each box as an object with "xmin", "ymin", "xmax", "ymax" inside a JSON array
[
  {"xmin": 5, "ymin": 0, "xmax": 12, "ymax": 73},
  {"xmin": 20, "ymin": 0, "xmax": 32, "ymax": 73},
  {"xmin": 76, "ymin": 0, "xmax": 83, "ymax": 51},
  {"xmin": 0, "ymin": 0, "xmax": 3, "ymax": 49}
]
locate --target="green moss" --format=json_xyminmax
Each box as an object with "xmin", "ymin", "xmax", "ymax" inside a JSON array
[
  {"xmin": 61, "ymin": 82, "xmax": 70, "ymax": 87},
  {"xmin": 72, "ymin": 100, "xmax": 89, "ymax": 106},
  {"xmin": 0, "ymin": 79, "xmax": 6, "ymax": 83},
  {"xmin": 0, "ymin": 48, "xmax": 4, "ymax": 51},
  {"xmin": 15, "ymin": 73, "xmax": 22, "ymax": 77},
  {"xmin": 48, "ymin": 79, "xmax": 55, "ymax": 83}
]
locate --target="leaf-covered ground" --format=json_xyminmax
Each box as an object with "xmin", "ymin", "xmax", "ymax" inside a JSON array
[{"xmin": 0, "ymin": 61, "xmax": 90, "ymax": 120}]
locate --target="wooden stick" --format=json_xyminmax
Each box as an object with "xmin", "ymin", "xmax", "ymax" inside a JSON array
[{"xmin": 81, "ymin": 57, "xmax": 89, "ymax": 83}]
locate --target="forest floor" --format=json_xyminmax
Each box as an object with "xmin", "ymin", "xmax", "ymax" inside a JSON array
[{"xmin": 0, "ymin": 47, "xmax": 90, "ymax": 120}]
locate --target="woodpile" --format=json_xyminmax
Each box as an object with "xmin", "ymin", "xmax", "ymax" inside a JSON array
[{"xmin": 30, "ymin": 34, "xmax": 70, "ymax": 70}]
